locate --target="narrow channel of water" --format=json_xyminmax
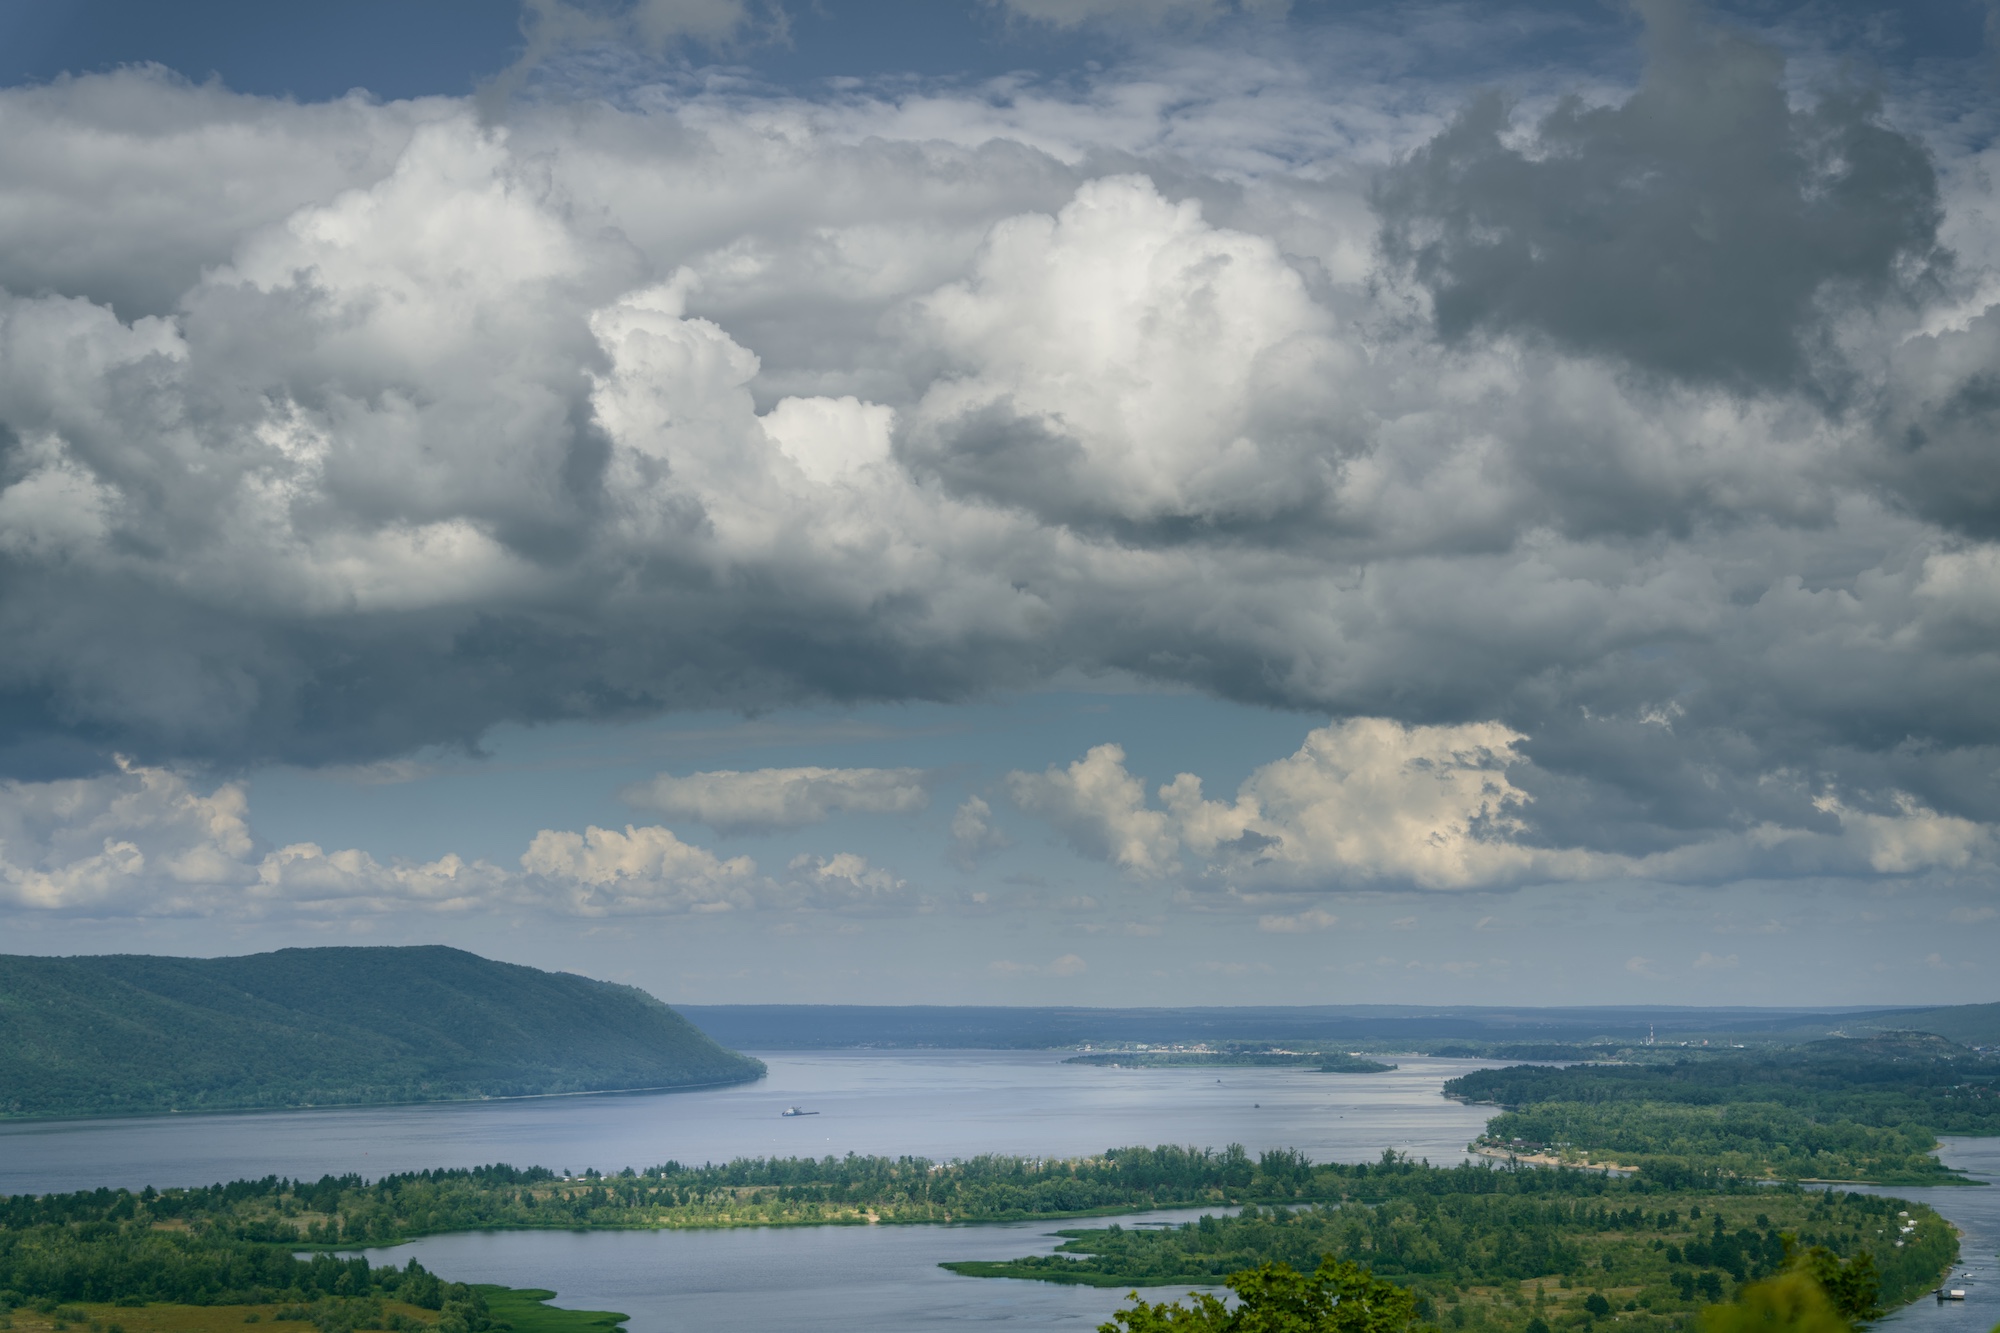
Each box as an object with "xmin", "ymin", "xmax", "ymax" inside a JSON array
[
  {"xmin": 360, "ymin": 1210, "xmax": 1227, "ymax": 1333},
  {"xmin": 1864, "ymin": 1137, "xmax": 2000, "ymax": 1333}
]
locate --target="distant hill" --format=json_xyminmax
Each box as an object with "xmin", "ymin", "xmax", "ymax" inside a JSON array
[
  {"xmin": 0, "ymin": 947, "xmax": 764, "ymax": 1119},
  {"xmin": 673, "ymin": 1002, "xmax": 1910, "ymax": 1051},
  {"xmin": 1843, "ymin": 1003, "xmax": 2000, "ymax": 1049}
]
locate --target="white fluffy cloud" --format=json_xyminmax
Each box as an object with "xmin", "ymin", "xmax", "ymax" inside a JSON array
[
  {"xmin": 1008, "ymin": 719, "xmax": 2000, "ymax": 892},
  {"xmin": 0, "ymin": 759, "xmax": 256, "ymax": 912},
  {"xmin": 0, "ymin": 761, "xmax": 914, "ymax": 918},
  {"xmin": 519, "ymin": 824, "xmax": 760, "ymax": 915},
  {"xmin": 1008, "ymin": 744, "xmax": 1181, "ymax": 877},
  {"xmin": 622, "ymin": 765, "xmax": 930, "ymax": 831},
  {"xmin": 906, "ymin": 174, "xmax": 1347, "ymax": 523}
]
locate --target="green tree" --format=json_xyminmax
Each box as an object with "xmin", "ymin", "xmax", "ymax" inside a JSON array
[
  {"xmin": 1100, "ymin": 1257, "xmax": 1418, "ymax": 1333},
  {"xmin": 1701, "ymin": 1273, "xmax": 1850, "ymax": 1333},
  {"xmin": 1784, "ymin": 1242, "xmax": 1878, "ymax": 1322}
]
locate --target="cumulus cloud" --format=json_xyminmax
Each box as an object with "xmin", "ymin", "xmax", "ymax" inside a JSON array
[
  {"xmin": 519, "ymin": 824, "xmax": 760, "ymax": 915},
  {"xmin": 905, "ymin": 174, "xmax": 1348, "ymax": 527},
  {"xmin": 1007, "ymin": 744, "xmax": 1181, "ymax": 877},
  {"xmin": 0, "ymin": 0, "xmax": 1993, "ymax": 896},
  {"xmin": 0, "ymin": 761, "xmax": 918, "ymax": 918},
  {"xmin": 1008, "ymin": 721, "xmax": 1590, "ymax": 889},
  {"xmin": 1163, "ymin": 718, "xmax": 1563, "ymax": 889},
  {"xmin": 1257, "ymin": 907, "xmax": 1339, "ymax": 933},
  {"xmin": 0, "ymin": 760, "xmax": 532, "ymax": 916},
  {"xmin": 987, "ymin": 953, "xmax": 1087, "ymax": 977},
  {"xmin": 1008, "ymin": 718, "xmax": 2000, "ymax": 892},
  {"xmin": 948, "ymin": 795, "xmax": 1011, "ymax": 870},
  {"xmin": 622, "ymin": 766, "xmax": 930, "ymax": 832},
  {"xmin": 785, "ymin": 851, "xmax": 909, "ymax": 910},
  {"xmin": 0, "ymin": 759, "xmax": 257, "ymax": 912}
]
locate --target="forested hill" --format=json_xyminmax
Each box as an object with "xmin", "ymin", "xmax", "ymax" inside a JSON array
[{"xmin": 0, "ymin": 947, "xmax": 764, "ymax": 1119}]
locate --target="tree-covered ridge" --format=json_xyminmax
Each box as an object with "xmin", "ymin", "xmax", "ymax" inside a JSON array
[
  {"xmin": 1443, "ymin": 1035, "xmax": 2000, "ymax": 1184},
  {"xmin": 0, "ymin": 948, "xmax": 763, "ymax": 1119},
  {"xmin": 1445, "ymin": 1036, "xmax": 2000, "ymax": 1129},
  {"xmin": 1063, "ymin": 1052, "xmax": 1396, "ymax": 1073},
  {"xmin": 951, "ymin": 1166, "xmax": 1953, "ymax": 1333}
]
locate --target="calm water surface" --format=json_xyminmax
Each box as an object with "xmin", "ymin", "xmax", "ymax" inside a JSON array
[
  {"xmin": 0, "ymin": 1051, "xmax": 1496, "ymax": 1330},
  {"xmin": 0, "ymin": 1051, "xmax": 1497, "ymax": 1196},
  {"xmin": 5, "ymin": 1052, "xmax": 1994, "ymax": 1332},
  {"xmin": 1865, "ymin": 1137, "xmax": 2000, "ymax": 1333}
]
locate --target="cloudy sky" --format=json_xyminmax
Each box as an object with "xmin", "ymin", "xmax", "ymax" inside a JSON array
[{"xmin": 1, "ymin": 0, "xmax": 1997, "ymax": 1007}]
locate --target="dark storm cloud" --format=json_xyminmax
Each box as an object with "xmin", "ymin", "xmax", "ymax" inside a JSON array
[
  {"xmin": 1374, "ymin": 0, "xmax": 1944, "ymax": 390},
  {"xmin": 0, "ymin": 0, "xmax": 1995, "ymax": 894},
  {"xmin": 1876, "ymin": 308, "xmax": 2000, "ymax": 537}
]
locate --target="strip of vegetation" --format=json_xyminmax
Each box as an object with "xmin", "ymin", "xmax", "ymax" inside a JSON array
[
  {"xmin": 0, "ymin": 1147, "xmax": 1378, "ymax": 1242},
  {"xmin": 0, "ymin": 1287, "xmax": 620, "ymax": 1333},
  {"xmin": 1446, "ymin": 1034, "xmax": 2000, "ymax": 1184},
  {"xmin": 467, "ymin": 1287, "xmax": 624, "ymax": 1333},
  {"xmin": 1424, "ymin": 1046, "xmax": 1631, "ymax": 1063},
  {"xmin": 948, "ymin": 1161, "xmax": 1953, "ymax": 1333},
  {"xmin": 1064, "ymin": 1052, "xmax": 1396, "ymax": 1073}
]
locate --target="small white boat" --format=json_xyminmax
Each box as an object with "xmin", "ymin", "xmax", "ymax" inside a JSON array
[
  {"xmin": 781, "ymin": 1106, "xmax": 820, "ymax": 1117},
  {"xmin": 1935, "ymin": 1289, "xmax": 1966, "ymax": 1302}
]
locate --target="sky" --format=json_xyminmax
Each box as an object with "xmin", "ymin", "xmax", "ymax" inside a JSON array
[{"xmin": 0, "ymin": 0, "xmax": 1997, "ymax": 1008}]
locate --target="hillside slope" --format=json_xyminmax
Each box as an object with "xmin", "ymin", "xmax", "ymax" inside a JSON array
[
  {"xmin": 0, "ymin": 947, "xmax": 764, "ymax": 1119},
  {"xmin": 1854, "ymin": 1002, "xmax": 2000, "ymax": 1048}
]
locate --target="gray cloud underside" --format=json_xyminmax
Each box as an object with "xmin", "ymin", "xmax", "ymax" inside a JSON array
[{"xmin": 1, "ymin": 2, "xmax": 1999, "ymax": 876}]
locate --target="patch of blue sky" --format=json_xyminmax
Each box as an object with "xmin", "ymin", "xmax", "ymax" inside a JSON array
[{"xmin": 243, "ymin": 690, "xmax": 1317, "ymax": 870}]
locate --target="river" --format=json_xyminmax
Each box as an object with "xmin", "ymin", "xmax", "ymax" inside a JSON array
[
  {"xmin": 2, "ymin": 1051, "xmax": 1992, "ymax": 1332},
  {"xmin": 0, "ymin": 1050, "xmax": 1497, "ymax": 1197},
  {"xmin": 1865, "ymin": 1136, "xmax": 2000, "ymax": 1333}
]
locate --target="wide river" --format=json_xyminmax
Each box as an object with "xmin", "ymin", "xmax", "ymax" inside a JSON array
[{"xmin": 2, "ymin": 1051, "xmax": 1993, "ymax": 1332}]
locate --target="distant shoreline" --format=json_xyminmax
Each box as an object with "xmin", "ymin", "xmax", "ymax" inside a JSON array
[{"xmin": 0, "ymin": 1071, "xmax": 767, "ymax": 1129}]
